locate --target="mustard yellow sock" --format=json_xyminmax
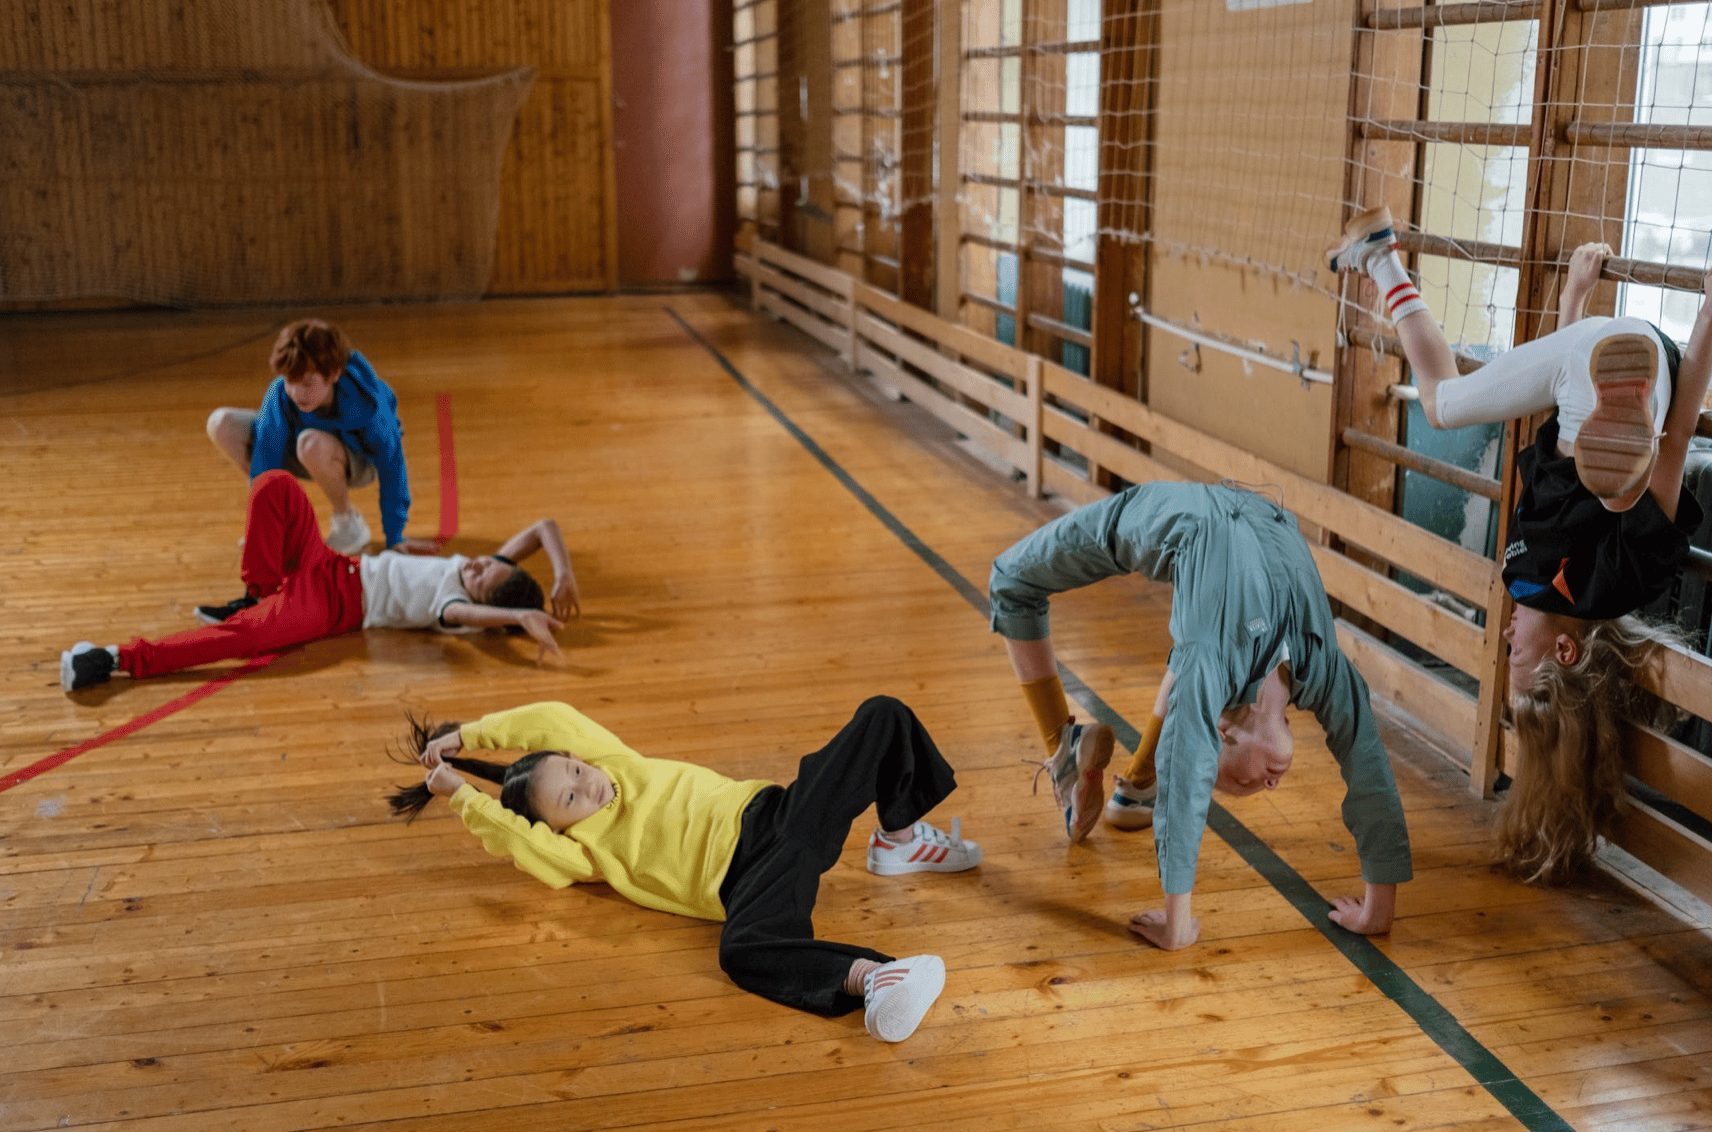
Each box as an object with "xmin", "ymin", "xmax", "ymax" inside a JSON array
[
  {"xmin": 1020, "ymin": 674, "xmax": 1071, "ymax": 755},
  {"xmin": 1121, "ymin": 713, "xmax": 1163, "ymax": 790}
]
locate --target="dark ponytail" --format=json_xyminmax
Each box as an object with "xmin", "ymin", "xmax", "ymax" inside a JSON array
[{"xmin": 387, "ymin": 713, "xmax": 553, "ymax": 825}]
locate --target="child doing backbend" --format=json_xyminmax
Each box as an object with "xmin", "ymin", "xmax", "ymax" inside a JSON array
[
  {"xmin": 1331, "ymin": 213, "xmax": 1712, "ymax": 882},
  {"xmin": 392, "ymin": 698, "xmax": 980, "ymax": 1042},
  {"xmin": 990, "ymin": 481, "xmax": 1413, "ymax": 950},
  {"xmin": 60, "ymin": 470, "xmax": 580, "ymax": 692}
]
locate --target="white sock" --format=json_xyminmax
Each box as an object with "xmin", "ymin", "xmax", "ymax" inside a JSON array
[{"xmin": 1363, "ymin": 247, "xmax": 1430, "ymax": 324}]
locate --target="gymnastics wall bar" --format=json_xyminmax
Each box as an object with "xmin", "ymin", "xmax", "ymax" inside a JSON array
[
  {"xmin": 1360, "ymin": 119, "xmax": 1712, "ymax": 155},
  {"xmin": 1355, "ymin": 389, "xmax": 1712, "ymax": 578},
  {"xmin": 1338, "ymin": 428, "xmax": 1503, "ymax": 501},
  {"xmin": 1390, "ymin": 231, "xmax": 1710, "ymax": 293},
  {"xmin": 737, "ymin": 236, "xmax": 1712, "ymax": 907},
  {"xmin": 961, "ymin": 232, "xmax": 1096, "ymax": 275},
  {"xmin": 1367, "ymin": 0, "xmax": 1691, "ymax": 29},
  {"xmin": 1130, "ymin": 299, "xmax": 1335, "ymax": 385}
]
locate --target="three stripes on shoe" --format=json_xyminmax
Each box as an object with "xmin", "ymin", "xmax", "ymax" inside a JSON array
[{"xmin": 871, "ymin": 831, "xmax": 954, "ymax": 865}]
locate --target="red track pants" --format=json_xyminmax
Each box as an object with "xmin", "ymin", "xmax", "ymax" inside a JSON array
[{"xmin": 119, "ymin": 471, "xmax": 365, "ymax": 678}]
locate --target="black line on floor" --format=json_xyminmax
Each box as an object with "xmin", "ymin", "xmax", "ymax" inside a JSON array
[
  {"xmin": 667, "ymin": 304, "xmax": 1571, "ymax": 1132},
  {"xmin": 0, "ymin": 325, "xmax": 279, "ymax": 399}
]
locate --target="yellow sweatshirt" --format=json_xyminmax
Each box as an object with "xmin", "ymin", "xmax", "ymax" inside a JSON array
[{"xmin": 448, "ymin": 701, "xmax": 772, "ymax": 921}]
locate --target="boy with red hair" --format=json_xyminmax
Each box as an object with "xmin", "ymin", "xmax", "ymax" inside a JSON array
[{"xmin": 207, "ymin": 320, "xmax": 421, "ymax": 555}]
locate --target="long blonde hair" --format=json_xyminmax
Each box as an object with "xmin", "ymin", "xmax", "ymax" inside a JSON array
[{"xmin": 1497, "ymin": 614, "xmax": 1683, "ymax": 884}]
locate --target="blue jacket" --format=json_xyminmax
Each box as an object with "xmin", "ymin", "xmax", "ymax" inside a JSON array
[{"xmin": 249, "ymin": 351, "xmax": 411, "ymax": 547}]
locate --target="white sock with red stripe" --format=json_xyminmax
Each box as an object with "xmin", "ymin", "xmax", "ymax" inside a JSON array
[
  {"xmin": 844, "ymin": 959, "xmax": 881, "ymax": 997},
  {"xmin": 1363, "ymin": 246, "xmax": 1430, "ymax": 324}
]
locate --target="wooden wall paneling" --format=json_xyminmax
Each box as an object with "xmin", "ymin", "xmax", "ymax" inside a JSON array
[
  {"xmin": 860, "ymin": 3, "xmax": 901, "ymax": 289},
  {"xmin": 900, "ymin": 0, "xmax": 936, "ymax": 309},
  {"xmin": 1611, "ymin": 799, "xmax": 1712, "ymax": 909},
  {"xmin": 1642, "ymin": 642, "xmax": 1712, "ymax": 727},
  {"xmin": 802, "ymin": 0, "xmax": 837, "ymax": 263},
  {"xmin": 745, "ymin": 0, "xmax": 782, "ymax": 243},
  {"xmin": 0, "ymin": 3, "xmax": 348, "ymax": 72},
  {"xmin": 1625, "ymin": 725, "xmax": 1712, "ymax": 824},
  {"xmin": 1336, "ymin": 620, "xmax": 1485, "ymax": 759},
  {"xmin": 734, "ymin": 1, "xmax": 759, "ymax": 251},
  {"xmin": 831, "ymin": 5, "xmax": 867, "ymax": 277},
  {"xmin": 935, "ymin": 0, "xmax": 964, "ymax": 321},
  {"xmin": 3, "ymin": 71, "xmax": 531, "ymax": 307},
  {"xmin": 774, "ymin": 0, "xmax": 802, "ymax": 246},
  {"xmin": 1018, "ymin": 0, "xmax": 1066, "ymax": 362},
  {"xmin": 1140, "ymin": 1, "xmax": 1346, "ymax": 481},
  {"xmin": 857, "ymin": 1, "xmax": 881, "ymax": 279},
  {"xmin": 1092, "ymin": 1, "xmax": 1155, "ymax": 405},
  {"xmin": 596, "ymin": 0, "xmax": 620, "ymax": 290},
  {"xmin": 327, "ymin": 0, "xmax": 614, "ymax": 295},
  {"xmin": 1332, "ymin": 0, "xmax": 1424, "ymax": 515},
  {"xmin": 2, "ymin": 4, "xmax": 532, "ymax": 308},
  {"xmin": 1520, "ymin": 1, "xmax": 1642, "ymax": 335},
  {"xmin": 857, "ymin": 280, "xmax": 1029, "ymax": 382},
  {"xmin": 756, "ymin": 17, "xmax": 783, "ymax": 243},
  {"xmin": 1309, "ymin": 543, "xmax": 1486, "ymax": 676},
  {"xmin": 958, "ymin": 0, "xmax": 1005, "ymax": 340}
]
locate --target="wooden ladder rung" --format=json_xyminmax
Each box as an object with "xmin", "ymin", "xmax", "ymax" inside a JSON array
[{"xmin": 1366, "ymin": 0, "xmax": 1541, "ymax": 30}]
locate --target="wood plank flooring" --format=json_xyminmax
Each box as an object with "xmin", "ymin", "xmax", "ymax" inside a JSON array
[{"xmin": 1, "ymin": 293, "xmax": 1709, "ymax": 1130}]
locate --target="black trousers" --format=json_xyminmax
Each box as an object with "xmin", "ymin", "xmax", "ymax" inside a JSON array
[{"xmin": 716, "ymin": 695, "xmax": 958, "ymax": 1016}]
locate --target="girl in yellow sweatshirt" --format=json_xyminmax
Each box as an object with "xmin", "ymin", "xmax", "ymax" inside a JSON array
[{"xmin": 390, "ymin": 697, "xmax": 981, "ymax": 1042}]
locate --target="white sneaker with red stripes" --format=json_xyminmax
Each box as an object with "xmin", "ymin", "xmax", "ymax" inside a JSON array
[
  {"xmin": 866, "ymin": 819, "xmax": 982, "ymax": 876},
  {"xmin": 863, "ymin": 954, "xmax": 947, "ymax": 1042}
]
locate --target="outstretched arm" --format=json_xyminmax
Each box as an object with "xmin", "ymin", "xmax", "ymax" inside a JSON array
[
  {"xmin": 1300, "ymin": 653, "xmax": 1412, "ymax": 933},
  {"xmin": 441, "ymin": 602, "xmax": 564, "ymax": 661},
  {"xmin": 1128, "ymin": 650, "xmax": 1227, "ymax": 951},
  {"xmin": 461, "ymin": 701, "xmax": 633, "ymax": 756},
  {"xmin": 1648, "ymin": 267, "xmax": 1712, "ymax": 520},
  {"xmin": 495, "ymin": 518, "xmax": 581, "ymax": 620},
  {"xmin": 1557, "ymin": 242, "xmax": 1610, "ymax": 330}
]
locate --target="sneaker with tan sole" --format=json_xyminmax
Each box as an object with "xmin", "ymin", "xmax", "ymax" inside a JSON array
[
  {"xmin": 1326, "ymin": 205, "xmax": 1397, "ymax": 274},
  {"xmin": 1032, "ymin": 717, "xmax": 1114, "ymax": 843},
  {"xmin": 1103, "ymin": 774, "xmax": 1157, "ymax": 831},
  {"xmin": 1575, "ymin": 332, "xmax": 1660, "ymax": 506}
]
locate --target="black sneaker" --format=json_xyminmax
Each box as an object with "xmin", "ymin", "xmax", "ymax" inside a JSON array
[
  {"xmin": 195, "ymin": 594, "xmax": 258, "ymax": 625},
  {"xmin": 61, "ymin": 642, "xmax": 116, "ymax": 692}
]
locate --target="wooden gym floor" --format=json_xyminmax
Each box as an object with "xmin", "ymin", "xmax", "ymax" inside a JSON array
[{"xmin": 2, "ymin": 292, "xmax": 1711, "ymax": 1131}]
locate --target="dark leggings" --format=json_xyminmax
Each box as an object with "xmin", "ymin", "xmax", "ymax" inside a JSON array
[{"xmin": 716, "ymin": 696, "xmax": 958, "ymax": 1016}]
